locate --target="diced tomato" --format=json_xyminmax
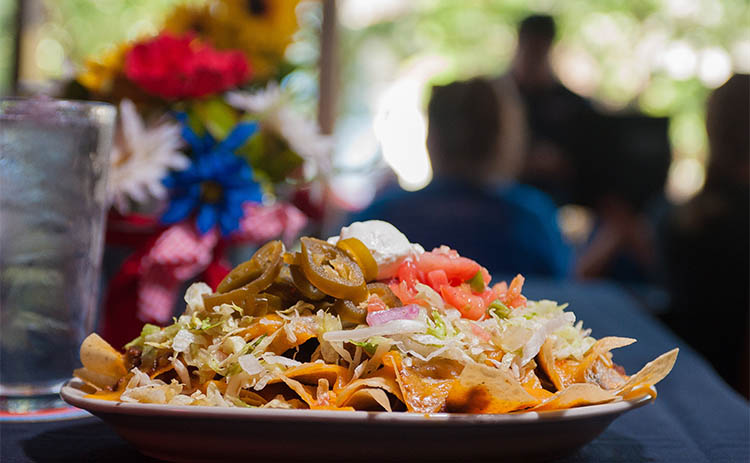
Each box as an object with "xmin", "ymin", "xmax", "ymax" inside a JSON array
[
  {"xmin": 426, "ymin": 269, "xmax": 449, "ymax": 291},
  {"xmin": 397, "ymin": 259, "xmax": 421, "ymax": 290},
  {"xmin": 480, "ymin": 267, "xmax": 491, "ymax": 285},
  {"xmin": 389, "ymin": 280, "xmax": 410, "ymax": 303},
  {"xmin": 441, "ymin": 285, "xmax": 486, "ymax": 320},
  {"xmin": 485, "ymin": 276, "xmax": 526, "ymax": 309},
  {"xmin": 492, "ymin": 281, "xmax": 508, "ymax": 299},
  {"xmin": 389, "ymin": 280, "xmax": 421, "ymax": 306},
  {"xmin": 415, "ymin": 250, "xmax": 483, "ymax": 284},
  {"xmin": 508, "ymin": 294, "xmax": 527, "ymax": 309},
  {"xmin": 504, "ymin": 274, "xmax": 526, "ymax": 308},
  {"xmin": 391, "ymin": 249, "xmax": 528, "ymax": 320},
  {"xmin": 479, "ymin": 287, "xmax": 498, "ymax": 307},
  {"xmin": 367, "ymin": 294, "xmax": 388, "ymax": 313}
]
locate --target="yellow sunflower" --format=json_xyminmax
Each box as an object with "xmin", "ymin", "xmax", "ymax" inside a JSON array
[
  {"xmin": 77, "ymin": 42, "xmax": 132, "ymax": 94},
  {"xmin": 164, "ymin": 0, "xmax": 300, "ymax": 80}
]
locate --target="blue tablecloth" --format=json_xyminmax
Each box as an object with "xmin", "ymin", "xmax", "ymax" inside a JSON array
[
  {"xmin": 1, "ymin": 281, "xmax": 748, "ymax": 462},
  {"xmin": 522, "ymin": 280, "xmax": 749, "ymax": 463}
]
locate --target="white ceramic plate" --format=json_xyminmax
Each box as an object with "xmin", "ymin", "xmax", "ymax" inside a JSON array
[{"xmin": 61, "ymin": 378, "xmax": 653, "ymax": 462}]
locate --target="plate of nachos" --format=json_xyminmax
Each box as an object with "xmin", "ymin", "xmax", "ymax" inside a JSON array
[{"xmin": 62, "ymin": 220, "xmax": 677, "ymax": 461}]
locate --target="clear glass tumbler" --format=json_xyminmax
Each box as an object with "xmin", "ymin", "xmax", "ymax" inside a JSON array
[{"xmin": 0, "ymin": 98, "xmax": 115, "ymax": 413}]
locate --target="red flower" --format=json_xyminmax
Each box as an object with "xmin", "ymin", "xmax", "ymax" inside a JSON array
[{"xmin": 124, "ymin": 34, "xmax": 250, "ymax": 100}]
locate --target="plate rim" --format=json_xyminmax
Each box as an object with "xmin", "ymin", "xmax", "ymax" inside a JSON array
[{"xmin": 60, "ymin": 378, "xmax": 654, "ymax": 425}]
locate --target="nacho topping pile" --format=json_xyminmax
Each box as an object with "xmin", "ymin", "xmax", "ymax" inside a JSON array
[{"xmin": 76, "ymin": 221, "xmax": 677, "ymax": 413}]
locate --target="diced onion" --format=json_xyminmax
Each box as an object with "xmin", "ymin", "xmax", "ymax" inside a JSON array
[{"xmin": 366, "ymin": 304, "xmax": 420, "ymax": 326}]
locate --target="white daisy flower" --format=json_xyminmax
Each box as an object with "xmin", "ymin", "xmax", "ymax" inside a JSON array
[
  {"xmin": 109, "ymin": 99, "xmax": 190, "ymax": 212},
  {"xmin": 227, "ymin": 84, "xmax": 333, "ymax": 180}
]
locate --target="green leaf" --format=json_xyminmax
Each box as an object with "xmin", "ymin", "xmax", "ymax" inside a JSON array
[
  {"xmin": 236, "ymin": 131, "xmax": 304, "ymax": 183},
  {"xmin": 191, "ymin": 98, "xmax": 239, "ymax": 140}
]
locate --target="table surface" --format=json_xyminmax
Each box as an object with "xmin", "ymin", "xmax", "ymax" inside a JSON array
[{"xmin": 1, "ymin": 280, "xmax": 748, "ymax": 462}]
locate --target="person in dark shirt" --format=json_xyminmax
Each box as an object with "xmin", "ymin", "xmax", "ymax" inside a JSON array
[
  {"xmin": 662, "ymin": 74, "xmax": 750, "ymax": 399},
  {"xmin": 509, "ymin": 14, "xmax": 598, "ymax": 206},
  {"xmin": 351, "ymin": 78, "xmax": 571, "ymax": 278}
]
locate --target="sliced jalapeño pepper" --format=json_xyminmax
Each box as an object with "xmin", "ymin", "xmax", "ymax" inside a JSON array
[
  {"xmin": 366, "ymin": 282, "xmax": 403, "ymax": 308},
  {"xmin": 202, "ymin": 288, "xmax": 282, "ymax": 315},
  {"xmin": 289, "ymin": 264, "xmax": 326, "ymax": 301},
  {"xmin": 336, "ymin": 237, "xmax": 379, "ymax": 282},
  {"xmin": 299, "ymin": 237, "xmax": 367, "ymax": 303},
  {"xmin": 333, "ymin": 299, "xmax": 368, "ymax": 325},
  {"xmin": 217, "ymin": 240, "xmax": 284, "ymax": 293}
]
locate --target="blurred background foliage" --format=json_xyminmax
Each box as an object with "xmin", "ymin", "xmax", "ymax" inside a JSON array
[
  {"xmin": 334, "ymin": 0, "xmax": 750, "ymax": 204},
  {"xmin": 1, "ymin": 0, "xmax": 748, "ymax": 205}
]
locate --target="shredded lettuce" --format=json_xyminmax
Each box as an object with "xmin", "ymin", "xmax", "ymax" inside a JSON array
[
  {"xmin": 124, "ymin": 323, "xmax": 161, "ymax": 349},
  {"xmin": 414, "ymin": 283, "xmax": 445, "ymax": 310},
  {"xmin": 323, "ymin": 319, "xmax": 427, "ymax": 343},
  {"xmin": 488, "ymin": 301, "xmax": 511, "ymax": 320},
  {"xmin": 118, "ymin": 268, "xmax": 599, "ymax": 409},
  {"xmin": 426, "ymin": 310, "xmax": 453, "ymax": 339}
]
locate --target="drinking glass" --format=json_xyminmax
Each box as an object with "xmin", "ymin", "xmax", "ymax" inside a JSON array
[{"xmin": 0, "ymin": 97, "xmax": 115, "ymax": 413}]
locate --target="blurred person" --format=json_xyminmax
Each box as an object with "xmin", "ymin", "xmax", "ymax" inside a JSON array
[
  {"xmin": 350, "ymin": 78, "xmax": 571, "ymax": 278},
  {"xmin": 662, "ymin": 74, "xmax": 749, "ymax": 399},
  {"xmin": 574, "ymin": 115, "xmax": 671, "ymax": 283},
  {"xmin": 508, "ymin": 14, "xmax": 598, "ymax": 205}
]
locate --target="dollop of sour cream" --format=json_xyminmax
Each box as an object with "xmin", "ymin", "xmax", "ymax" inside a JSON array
[{"xmin": 328, "ymin": 220, "xmax": 424, "ymax": 280}]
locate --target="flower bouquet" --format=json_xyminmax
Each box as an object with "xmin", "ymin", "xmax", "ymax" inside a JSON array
[{"xmin": 63, "ymin": 0, "xmax": 330, "ymax": 348}]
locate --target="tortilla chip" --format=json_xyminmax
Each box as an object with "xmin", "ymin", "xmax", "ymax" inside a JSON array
[
  {"xmin": 539, "ymin": 337, "xmax": 635, "ymax": 391},
  {"xmin": 591, "ymin": 337, "xmax": 637, "ymax": 353},
  {"xmin": 570, "ymin": 337, "xmax": 634, "ymax": 390},
  {"xmin": 75, "ymin": 333, "xmax": 128, "ymax": 390},
  {"xmin": 538, "ymin": 339, "xmax": 568, "ymax": 390},
  {"xmin": 199, "ymin": 379, "xmax": 227, "ymax": 394},
  {"xmin": 340, "ymin": 388, "xmax": 393, "ymax": 412},
  {"xmin": 275, "ymin": 374, "xmax": 316, "ymax": 407},
  {"xmin": 620, "ymin": 384, "xmax": 658, "ymax": 400},
  {"xmin": 266, "ymin": 317, "xmax": 318, "ymax": 355},
  {"xmin": 384, "ymin": 352, "xmax": 463, "ymax": 413},
  {"xmin": 79, "ymin": 333, "xmax": 127, "ymax": 378},
  {"xmin": 616, "ymin": 348, "xmax": 679, "ymax": 397},
  {"xmin": 274, "ymin": 373, "xmax": 358, "ymax": 410},
  {"xmin": 445, "ymin": 363, "xmax": 539, "ymax": 414},
  {"xmin": 531, "ymin": 383, "xmax": 617, "ymax": 411},
  {"xmin": 254, "ymin": 382, "xmax": 308, "ymax": 405},
  {"xmin": 272, "ymin": 363, "xmax": 352, "ymax": 391},
  {"xmin": 74, "ymin": 367, "xmax": 120, "ymax": 390},
  {"xmin": 260, "ymin": 394, "xmax": 307, "ymax": 409},
  {"xmin": 149, "ymin": 363, "xmax": 175, "ymax": 380},
  {"xmin": 238, "ymin": 315, "xmax": 284, "ymax": 340},
  {"xmin": 363, "ymin": 368, "xmax": 404, "ymax": 402},
  {"xmin": 521, "ymin": 370, "xmax": 554, "ymax": 401},
  {"xmin": 239, "ymin": 389, "xmax": 268, "ymax": 407},
  {"xmin": 336, "ymin": 376, "xmax": 404, "ymax": 408}
]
